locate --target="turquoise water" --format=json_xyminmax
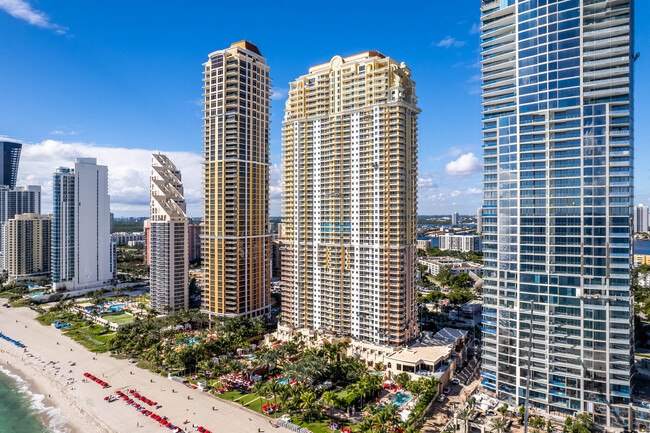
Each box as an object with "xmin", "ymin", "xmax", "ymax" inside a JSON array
[
  {"xmin": 378, "ymin": 392, "xmax": 413, "ymax": 410},
  {"xmin": 108, "ymin": 304, "xmax": 124, "ymax": 312},
  {"xmin": 277, "ymin": 379, "xmax": 289, "ymax": 385},
  {"xmin": 0, "ymin": 367, "xmax": 68, "ymax": 432}
]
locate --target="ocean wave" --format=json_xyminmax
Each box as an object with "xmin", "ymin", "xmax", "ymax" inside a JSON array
[{"xmin": 0, "ymin": 365, "xmax": 70, "ymax": 433}]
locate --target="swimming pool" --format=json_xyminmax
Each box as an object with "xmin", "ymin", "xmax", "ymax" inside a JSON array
[
  {"xmin": 277, "ymin": 379, "xmax": 289, "ymax": 385},
  {"xmin": 108, "ymin": 304, "xmax": 124, "ymax": 312},
  {"xmin": 379, "ymin": 392, "xmax": 413, "ymax": 410}
]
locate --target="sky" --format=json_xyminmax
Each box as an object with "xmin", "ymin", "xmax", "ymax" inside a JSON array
[{"xmin": 0, "ymin": 0, "xmax": 648, "ymax": 217}]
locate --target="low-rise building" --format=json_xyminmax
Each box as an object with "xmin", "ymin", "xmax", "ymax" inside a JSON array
[
  {"xmin": 416, "ymin": 239, "xmax": 432, "ymax": 250},
  {"xmin": 460, "ymin": 299, "xmax": 483, "ymax": 317},
  {"xmin": 418, "ymin": 257, "xmax": 483, "ymax": 277},
  {"xmin": 634, "ymin": 254, "xmax": 650, "ymax": 267},
  {"xmin": 111, "ymin": 232, "xmax": 144, "ymax": 245},
  {"xmin": 385, "ymin": 328, "xmax": 469, "ymax": 386},
  {"xmin": 439, "ymin": 234, "xmax": 481, "ymax": 252}
]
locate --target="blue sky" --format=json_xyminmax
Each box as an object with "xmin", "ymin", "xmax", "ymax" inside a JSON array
[{"xmin": 0, "ymin": 0, "xmax": 648, "ymax": 217}]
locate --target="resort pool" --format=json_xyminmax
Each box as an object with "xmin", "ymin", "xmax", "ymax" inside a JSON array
[
  {"xmin": 108, "ymin": 304, "xmax": 124, "ymax": 312},
  {"xmin": 380, "ymin": 392, "xmax": 413, "ymax": 410},
  {"xmin": 277, "ymin": 379, "xmax": 289, "ymax": 385},
  {"xmin": 30, "ymin": 293, "xmax": 43, "ymax": 298}
]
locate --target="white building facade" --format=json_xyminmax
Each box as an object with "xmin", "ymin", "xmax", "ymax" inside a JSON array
[
  {"xmin": 52, "ymin": 158, "xmax": 113, "ymax": 291},
  {"xmin": 439, "ymin": 234, "xmax": 482, "ymax": 252},
  {"xmin": 150, "ymin": 154, "xmax": 188, "ymax": 312},
  {"xmin": 634, "ymin": 204, "xmax": 648, "ymax": 233}
]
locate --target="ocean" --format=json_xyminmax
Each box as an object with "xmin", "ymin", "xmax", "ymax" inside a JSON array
[{"xmin": 0, "ymin": 366, "xmax": 69, "ymax": 433}]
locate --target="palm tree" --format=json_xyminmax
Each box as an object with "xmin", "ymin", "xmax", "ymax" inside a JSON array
[
  {"xmin": 407, "ymin": 379, "xmax": 425, "ymax": 399},
  {"xmin": 356, "ymin": 418, "xmax": 373, "ymax": 433},
  {"xmin": 489, "ymin": 418, "xmax": 507, "ymax": 433},
  {"xmin": 457, "ymin": 408, "xmax": 472, "ymax": 433},
  {"xmin": 300, "ymin": 391, "xmax": 318, "ymax": 423},
  {"xmin": 266, "ymin": 380, "xmax": 281, "ymax": 407},
  {"xmin": 373, "ymin": 406, "xmax": 399, "ymax": 433},
  {"xmin": 395, "ymin": 372, "xmax": 411, "ymax": 389},
  {"xmin": 467, "ymin": 396, "xmax": 477, "ymax": 412},
  {"xmin": 498, "ymin": 403, "xmax": 508, "ymax": 420},
  {"xmin": 321, "ymin": 390, "xmax": 338, "ymax": 418}
]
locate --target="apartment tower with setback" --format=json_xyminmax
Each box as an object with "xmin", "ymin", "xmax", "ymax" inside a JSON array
[
  {"xmin": 480, "ymin": 0, "xmax": 634, "ymax": 429},
  {"xmin": 150, "ymin": 153, "xmax": 189, "ymax": 312},
  {"xmin": 281, "ymin": 51, "xmax": 420, "ymax": 346},
  {"xmin": 201, "ymin": 41, "xmax": 272, "ymax": 318},
  {"xmin": 52, "ymin": 158, "xmax": 113, "ymax": 290}
]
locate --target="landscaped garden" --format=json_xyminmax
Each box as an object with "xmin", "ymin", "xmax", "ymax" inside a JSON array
[{"xmin": 34, "ymin": 302, "xmax": 441, "ymax": 432}]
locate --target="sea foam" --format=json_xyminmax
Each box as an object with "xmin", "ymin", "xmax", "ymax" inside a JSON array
[{"xmin": 0, "ymin": 365, "xmax": 71, "ymax": 433}]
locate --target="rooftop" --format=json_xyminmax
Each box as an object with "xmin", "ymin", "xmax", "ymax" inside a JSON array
[
  {"xmin": 386, "ymin": 339, "xmax": 451, "ymax": 365},
  {"xmin": 433, "ymin": 327, "xmax": 468, "ymax": 344},
  {"xmin": 309, "ymin": 51, "xmax": 386, "ymax": 73},
  {"xmin": 230, "ymin": 40, "xmax": 261, "ymax": 56}
]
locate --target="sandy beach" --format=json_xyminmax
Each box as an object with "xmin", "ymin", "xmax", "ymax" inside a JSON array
[{"xmin": 0, "ymin": 303, "xmax": 290, "ymax": 433}]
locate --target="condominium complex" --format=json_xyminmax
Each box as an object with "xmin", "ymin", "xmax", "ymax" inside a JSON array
[
  {"xmin": 439, "ymin": 234, "xmax": 482, "ymax": 252},
  {"xmin": 451, "ymin": 212, "xmax": 459, "ymax": 225},
  {"xmin": 281, "ymin": 51, "xmax": 420, "ymax": 346},
  {"xmin": 5, "ymin": 213, "xmax": 51, "ymax": 280},
  {"xmin": 188, "ymin": 223, "xmax": 202, "ymax": 262},
  {"xmin": 477, "ymin": 207, "xmax": 484, "ymax": 234},
  {"xmin": 0, "ymin": 185, "xmax": 41, "ymax": 270},
  {"xmin": 52, "ymin": 158, "xmax": 113, "ymax": 290},
  {"xmin": 0, "ymin": 141, "xmax": 22, "ymax": 189},
  {"xmin": 633, "ymin": 203, "xmax": 648, "ymax": 233},
  {"xmin": 480, "ymin": 0, "xmax": 634, "ymax": 429},
  {"xmin": 150, "ymin": 153, "xmax": 189, "ymax": 312},
  {"xmin": 201, "ymin": 41, "xmax": 272, "ymax": 318}
]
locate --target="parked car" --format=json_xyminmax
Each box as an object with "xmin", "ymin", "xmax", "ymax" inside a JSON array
[
  {"xmin": 438, "ymin": 394, "xmax": 446, "ymax": 402},
  {"xmin": 128, "ymin": 358, "xmax": 136, "ymax": 364}
]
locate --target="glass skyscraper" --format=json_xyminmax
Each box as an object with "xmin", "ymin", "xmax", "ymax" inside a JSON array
[
  {"xmin": 480, "ymin": 0, "xmax": 634, "ymax": 429},
  {"xmin": 0, "ymin": 141, "xmax": 22, "ymax": 189}
]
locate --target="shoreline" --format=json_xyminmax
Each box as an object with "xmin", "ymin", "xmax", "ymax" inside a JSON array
[
  {"xmin": 0, "ymin": 361, "xmax": 73, "ymax": 433},
  {"xmin": 0, "ymin": 303, "xmax": 290, "ymax": 433}
]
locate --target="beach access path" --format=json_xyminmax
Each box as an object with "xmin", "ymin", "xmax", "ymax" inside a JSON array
[{"xmin": 0, "ymin": 302, "xmax": 291, "ymax": 433}]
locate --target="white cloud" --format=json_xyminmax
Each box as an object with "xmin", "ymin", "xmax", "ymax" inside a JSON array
[
  {"xmin": 0, "ymin": 0, "xmax": 67, "ymax": 34},
  {"xmin": 445, "ymin": 152, "xmax": 482, "ymax": 176},
  {"xmin": 434, "ymin": 36, "xmax": 466, "ymax": 48},
  {"xmin": 270, "ymin": 87, "xmax": 288, "ymax": 101},
  {"xmin": 17, "ymin": 140, "xmax": 201, "ymax": 217},
  {"xmin": 470, "ymin": 23, "xmax": 481, "ymax": 35},
  {"xmin": 17, "ymin": 139, "xmax": 284, "ymax": 218}
]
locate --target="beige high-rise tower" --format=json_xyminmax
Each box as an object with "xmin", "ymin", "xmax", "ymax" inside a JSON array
[
  {"xmin": 5, "ymin": 213, "xmax": 51, "ymax": 280},
  {"xmin": 202, "ymin": 41, "xmax": 271, "ymax": 318},
  {"xmin": 150, "ymin": 153, "xmax": 189, "ymax": 312},
  {"xmin": 281, "ymin": 51, "xmax": 420, "ymax": 346}
]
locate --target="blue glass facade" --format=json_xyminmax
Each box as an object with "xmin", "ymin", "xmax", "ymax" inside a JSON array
[
  {"xmin": 52, "ymin": 168, "xmax": 75, "ymax": 284},
  {"xmin": 480, "ymin": 0, "xmax": 634, "ymax": 429},
  {"xmin": 0, "ymin": 141, "xmax": 22, "ymax": 189}
]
